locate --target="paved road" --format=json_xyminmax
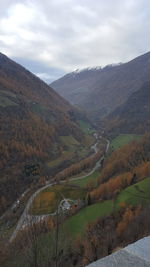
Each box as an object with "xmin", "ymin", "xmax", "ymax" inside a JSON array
[
  {"xmin": 10, "ymin": 137, "xmax": 110, "ymax": 242},
  {"xmin": 9, "ymin": 182, "xmax": 55, "ymax": 242},
  {"xmin": 0, "ymin": 189, "xmax": 29, "ymax": 222},
  {"xmin": 70, "ymin": 139, "xmax": 110, "ymax": 182}
]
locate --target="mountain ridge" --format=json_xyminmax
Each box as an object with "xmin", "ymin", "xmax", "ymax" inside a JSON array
[{"xmin": 51, "ymin": 51, "xmax": 150, "ymax": 120}]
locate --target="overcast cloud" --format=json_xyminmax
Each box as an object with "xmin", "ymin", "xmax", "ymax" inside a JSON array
[{"xmin": 0, "ymin": 0, "xmax": 150, "ymax": 82}]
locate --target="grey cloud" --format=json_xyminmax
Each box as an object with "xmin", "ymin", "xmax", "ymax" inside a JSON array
[{"xmin": 0, "ymin": 0, "xmax": 150, "ymax": 80}]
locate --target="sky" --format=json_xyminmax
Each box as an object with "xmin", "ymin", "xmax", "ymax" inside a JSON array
[{"xmin": 0, "ymin": 0, "xmax": 150, "ymax": 83}]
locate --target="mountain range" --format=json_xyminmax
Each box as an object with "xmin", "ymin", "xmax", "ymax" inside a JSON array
[{"xmin": 51, "ymin": 52, "xmax": 150, "ymax": 120}]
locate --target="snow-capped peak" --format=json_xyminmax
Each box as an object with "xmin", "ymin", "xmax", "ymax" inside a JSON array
[{"xmin": 72, "ymin": 63, "xmax": 122, "ymax": 74}]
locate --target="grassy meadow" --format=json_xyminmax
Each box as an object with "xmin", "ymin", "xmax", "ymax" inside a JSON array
[
  {"xmin": 62, "ymin": 200, "xmax": 114, "ymax": 237},
  {"xmin": 116, "ymin": 177, "xmax": 150, "ymax": 207},
  {"xmin": 63, "ymin": 177, "xmax": 150, "ymax": 238},
  {"xmin": 71, "ymin": 170, "xmax": 100, "ymax": 188},
  {"xmin": 110, "ymin": 134, "xmax": 141, "ymax": 151},
  {"xmin": 78, "ymin": 120, "xmax": 95, "ymax": 135}
]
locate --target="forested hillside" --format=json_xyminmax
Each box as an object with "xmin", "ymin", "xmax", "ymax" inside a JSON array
[
  {"xmin": 103, "ymin": 82, "xmax": 150, "ymax": 135},
  {"xmin": 0, "ymin": 53, "xmax": 88, "ymax": 214},
  {"xmin": 90, "ymin": 133, "xmax": 150, "ymax": 201}
]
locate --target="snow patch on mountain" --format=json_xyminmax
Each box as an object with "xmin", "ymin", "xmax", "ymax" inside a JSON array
[{"xmin": 68, "ymin": 63, "xmax": 123, "ymax": 77}]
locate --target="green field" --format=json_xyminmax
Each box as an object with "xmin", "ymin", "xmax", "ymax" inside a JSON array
[
  {"xmin": 0, "ymin": 95, "xmax": 18, "ymax": 107},
  {"xmin": 31, "ymin": 173, "xmax": 150, "ymax": 232},
  {"xmin": 78, "ymin": 120, "xmax": 95, "ymax": 135},
  {"xmin": 47, "ymin": 120, "xmax": 95, "ymax": 169},
  {"xmin": 110, "ymin": 134, "xmax": 141, "ymax": 151},
  {"xmin": 47, "ymin": 150, "xmax": 73, "ymax": 167},
  {"xmin": 31, "ymin": 103, "xmax": 49, "ymax": 116},
  {"xmin": 62, "ymin": 200, "xmax": 114, "ymax": 237},
  {"xmin": 60, "ymin": 135, "xmax": 79, "ymax": 146},
  {"xmin": 62, "ymin": 177, "xmax": 150, "ymax": 238},
  {"xmin": 116, "ymin": 177, "xmax": 150, "ymax": 207},
  {"xmin": 0, "ymin": 90, "xmax": 18, "ymax": 107},
  {"xmin": 71, "ymin": 170, "xmax": 100, "ymax": 188},
  {"xmin": 48, "ymin": 135, "xmax": 79, "ymax": 167},
  {"xmin": 47, "ymin": 134, "xmax": 94, "ymax": 168},
  {"xmin": 30, "ymin": 184, "xmax": 86, "ymax": 215}
]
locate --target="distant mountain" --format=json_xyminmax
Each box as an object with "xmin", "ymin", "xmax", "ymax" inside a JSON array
[
  {"xmin": 104, "ymin": 82, "xmax": 150, "ymax": 135},
  {"xmin": 51, "ymin": 52, "xmax": 150, "ymax": 120},
  {"xmin": 0, "ymin": 53, "xmax": 87, "ymax": 214}
]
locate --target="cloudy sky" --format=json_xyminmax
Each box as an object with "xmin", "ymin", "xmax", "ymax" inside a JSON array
[{"xmin": 0, "ymin": 0, "xmax": 150, "ymax": 83}]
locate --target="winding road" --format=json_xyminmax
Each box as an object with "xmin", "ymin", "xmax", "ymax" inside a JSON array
[{"xmin": 10, "ymin": 137, "xmax": 110, "ymax": 242}]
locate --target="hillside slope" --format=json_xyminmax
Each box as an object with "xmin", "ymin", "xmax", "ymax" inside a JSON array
[
  {"xmin": 0, "ymin": 53, "xmax": 87, "ymax": 214},
  {"xmin": 51, "ymin": 52, "xmax": 150, "ymax": 120},
  {"xmin": 104, "ymin": 82, "xmax": 150, "ymax": 135}
]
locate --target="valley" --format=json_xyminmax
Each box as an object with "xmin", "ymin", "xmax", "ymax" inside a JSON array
[
  {"xmin": 0, "ymin": 52, "xmax": 150, "ymax": 267},
  {"xmin": 2, "ymin": 129, "xmax": 150, "ymax": 267},
  {"xmin": 1, "ymin": 129, "xmax": 105, "ymax": 242},
  {"xmin": 1, "ymin": 0, "xmax": 150, "ymax": 265}
]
